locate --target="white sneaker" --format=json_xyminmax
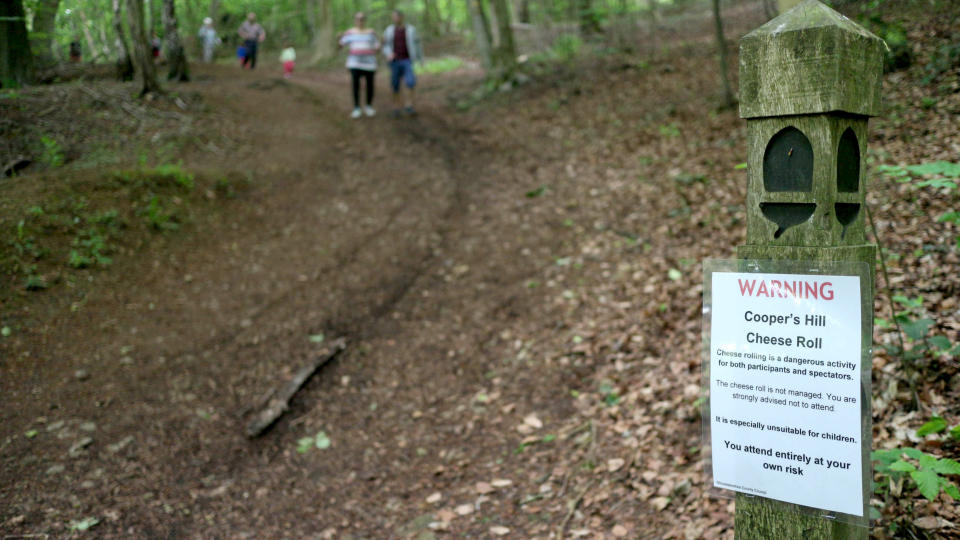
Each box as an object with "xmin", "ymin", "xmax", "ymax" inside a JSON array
[
  {"xmin": 350, "ymin": 108, "xmax": 362, "ymax": 119},
  {"xmin": 364, "ymin": 105, "xmax": 376, "ymax": 117}
]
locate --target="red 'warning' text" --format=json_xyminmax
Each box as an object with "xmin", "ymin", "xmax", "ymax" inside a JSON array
[{"xmin": 737, "ymin": 279, "xmax": 835, "ymax": 301}]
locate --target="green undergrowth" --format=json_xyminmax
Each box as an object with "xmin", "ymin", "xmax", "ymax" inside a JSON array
[
  {"xmin": 420, "ymin": 56, "xmax": 466, "ymax": 75},
  {"xmin": 0, "ymin": 163, "xmax": 250, "ymax": 299}
]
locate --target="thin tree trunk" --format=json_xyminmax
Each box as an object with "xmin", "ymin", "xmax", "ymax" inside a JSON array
[
  {"xmin": 98, "ymin": 23, "xmax": 114, "ymax": 59},
  {"xmin": 762, "ymin": 0, "xmax": 778, "ymax": 19},
  {"xmin": 147, "ymin": 0, "xmax": 156, "ymax": 33},
  {"xmin": 517, "ymin": 0, "xmax": 530, "ymax": 24},
  {"xmin": 489, "ymin": 0, "xmax": 516, "ymax": 77},
  {"xmin": 310, "ymin": 0, "xmax": 335, "ymax": 63},
  {"xmin": 162, "ymin": 0, "xmax": 190, "ymax": 81},
  {"xmin": 467, "ymin": 0, "xmax": 493, "ymax": 70},
  {"xmin": 646, "ymin": 0, "xmax": 658, "ymax": 24},
  {"xmin": 0, "ymin": 0, "xmax": 34, "ymax": 87},
  {"xmin": 208, "ymin": 0, "xmax": 221, "ymax": 21},
  {"xmin": 578, "ymin": 0, "xmax": 601, "ymax": 36},
  {"xmin": 712, "ymin": 0, "xmax": 735, "ymax": 108},
  {"xmin": 126, "ymin": 0, "xmax": 162, "ymax": 95},
  {"xmin": 76, "ymin": 7, "xmax": 101, "ymax": 61},
  {"xmin": 423, "ymin": 0, "xmax": 440, "ymax": 36},
  {"xmin": 113, "ymin": 0, "xmax": 135, "ymax": 80},
  {"xmin": 30, "ymin": 0, "xmax": 61, "ymax": 68}
]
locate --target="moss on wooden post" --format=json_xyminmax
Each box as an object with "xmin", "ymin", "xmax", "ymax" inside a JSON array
[{"xmin": 733, "ymin": 1, "xmax": 883, "ymax": 538}]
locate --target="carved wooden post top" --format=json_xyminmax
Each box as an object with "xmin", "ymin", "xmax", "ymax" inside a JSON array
[{"xmin": 739, "ymin": 0, "xmax": 885, "ymax": 119}]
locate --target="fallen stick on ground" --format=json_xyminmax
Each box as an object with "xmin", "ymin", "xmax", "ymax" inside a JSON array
[{"xmin": 244, "ymin": 337, "xmax": 347, "ymax": 438}]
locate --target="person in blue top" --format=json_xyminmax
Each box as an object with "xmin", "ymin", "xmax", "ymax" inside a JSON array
[{"xmin": 382, "ymin": 11, "xmax": 423, "ymax": 116}]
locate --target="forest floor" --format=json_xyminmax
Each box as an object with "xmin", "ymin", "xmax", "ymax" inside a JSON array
[{"xmin": 2, "ymin": 2, "xmax": 960, "ymax": 539}]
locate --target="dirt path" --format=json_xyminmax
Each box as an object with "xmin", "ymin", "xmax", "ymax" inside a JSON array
[{"xmin": 1, "ymin": 63, "xmax": 585, "ymax": 537}]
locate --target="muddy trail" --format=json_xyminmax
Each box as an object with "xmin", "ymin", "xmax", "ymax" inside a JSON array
[
  {"xmin": 5, "ymin": 2, "xmax": 959, "ymax": 537},
  {"xmin": 0, "ymin": 64, "xmax": 589, "ymax": 537}
]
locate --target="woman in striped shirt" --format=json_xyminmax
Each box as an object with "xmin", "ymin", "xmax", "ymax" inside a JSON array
[{"xmin": 339, "ymin": 12, "xmax": 381, "ymax": 119}]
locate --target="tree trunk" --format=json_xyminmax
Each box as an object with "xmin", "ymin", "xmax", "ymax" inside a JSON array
[
  {"xmin": 30, "ymin": 0, "xmax": 61, "ymax": 68},
  {"xmin": 162, "ymin": 0, "xmax": 190, "ymax": 81},
  {"xmin": 126, "ymin": 0, "xmax": 162, "ymax": 95},
  {"xmin": 208, "ymin": 0, "xmax": 221, "ymax": 21},
  {"xmin": 646, "ymin": 0, "xmax": 658, "ymax": 24},
  {"xmin": 578, "ymin": 0, "xmax": 601, "ymax": 36},
  {"xmin": 712, "ymin": 0, "xmax": 735, "ymax": 108},
  {"xmin": 0, "ymin": 0, "xmax": 34, "ymax": 87},
  {"xmin": 147, "ymin": 0, "xmax": 156, "ymax": 33},
  {"xmin": 762, "ymin": 0, "xmax": 778, "ymax": 20},
  {"xmin": 112, "ymin": 0, "xmax": 135, "ymax": 80},
  {"xmin": 98, "ymin": 23, "xmax": 114, "ymax": 59},
  {"xmin": 517, "ymin": 0, "xmax": 530, "ymax": 24},
  {"xmin": 467, "ymin": 0, "xmax": 493, "ymax": 70},
  {"xmin": 423, "ymin": 0, "xmax": 440, "ymax": 36},
  {"xmin": 489, "ymin": 0, "xmax": 516, "ymax": 77},
  {"xmin": 309, "ymin": 0, "xmax": 336, "ymax": 64},
  {"xmin": 75, "ymin": 7, "xmax": 101, "ymax": 61}
]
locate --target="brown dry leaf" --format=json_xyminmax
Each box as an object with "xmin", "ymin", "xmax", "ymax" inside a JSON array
[
  {"xmin": 607, "ymin": 458, "xmax": 626, "ymax": 472},
  {"xmin": 913, "ymin": 516, "xmax": 954, "ymax": 530},
  {"xmin": 436, "ymin": 509, "xmax": 456, "ymax": 523},
  {"xmin": 651, "ymin": 496, "xmax": 671, "ymax": 511}
]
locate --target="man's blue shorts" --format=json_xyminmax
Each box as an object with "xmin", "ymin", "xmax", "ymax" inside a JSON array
[{"xmin": 390, "ymin": 59, "xmax": 416, "ymax": 92}]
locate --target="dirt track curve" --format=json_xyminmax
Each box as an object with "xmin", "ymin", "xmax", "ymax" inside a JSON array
[{"xmin": 1, "ymin": 65, "xmax": 584, "ymax": 537}]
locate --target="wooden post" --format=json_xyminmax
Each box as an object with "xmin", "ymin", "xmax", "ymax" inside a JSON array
[{"xmin": 734, "ymin": 1, "xmax": 883, "ymax": 538}]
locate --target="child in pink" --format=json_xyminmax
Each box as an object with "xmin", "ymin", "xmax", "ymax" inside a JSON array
[{"xmin": 280, "ymin": 44, "xmax": 296, "ymax": 78}]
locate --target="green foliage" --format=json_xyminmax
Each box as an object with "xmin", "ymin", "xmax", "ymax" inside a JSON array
[
  {"xmin": 525, "ymin": 185, "xmax": 548, "ymax": 198},
  {"xmin": 658, "ymin": 123, "xmax": 681, "ymax": 138},
  {"xmin": 420, "ymin": 57, "xmax": 465, "ymax": 75},
  {"xmin": 877, "ymin": 161, "xmax": 960, "ymax": 186},
  {"xmin": 68, "ymin": 517, "xmax": 100, "ymax": 532},
  {"xmin": 873, "ymin": 447, "xmax": 960, "ymax": 502},
  {"xmin": 598, "ymin": 381, "xmax": 619, "ymax": 406},
  {"xmin": 39, "ymin": 135, "xmax": 65, "ymax": 168},
  {"xmin": 11, "ymin": 219, "xmax": 46, "ymax": 261},
  {"xmin": 551, "ymin": 35, "xmax": 583, "ymax": 62},
  {"xmin": 858, "ymin": 10, "xmax": 910, "ymax": 72},
  {"xmin": 923, "ymin": 41, "xmax": 960, "ymax": 84},
  {"xmin": 69, "ymin": 228, "xmax": 113, "ymax": 268},
  {"xmin": 915, "ymin": 416, "xmax": 947, "ymax": 437},
  {"xmin": 878, "ymin": 293, "xmax": 960, "ymax": 367},
  {"xmin": 152, "ymin": 162, "xmax": 195, "ymax": 191},
  {"xmin": 297, "ymin": 431, "xmax": 332, "ymax": 453},
  {"xmin": 877, "ymin": 162, "xmax": 960, "ymax": 249},
  {"xmin": 141, "ymin": 195, "xmax": 179, "ymax": 231}
]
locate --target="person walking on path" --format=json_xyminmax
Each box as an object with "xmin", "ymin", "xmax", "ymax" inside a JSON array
[
  {"xmin": 382, "ymin": 10, "xmax": 423, "ymax": 116},
  {"xmin": 238, "ymin": 13, "xmax": 266, "ymax": 69},
  {"xmin": 338, "ymin": 12, "xmax": 380, "ymax": 119},
  {"xmin": 280, "ymin": 43, "xmax": 296, "ymax": 78},
  {"xmin": 198, "ymin": 18, "xmax": 220, "ymax": 63}
]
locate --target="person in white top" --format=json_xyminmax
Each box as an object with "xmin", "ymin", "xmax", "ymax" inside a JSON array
[
  {"xmin": 197, "ymin": 18, "xmax": 220, "ymax": 63},
  {"xmin": 338, "ymin": 12, "xmax": 380, "ymax": 119}
]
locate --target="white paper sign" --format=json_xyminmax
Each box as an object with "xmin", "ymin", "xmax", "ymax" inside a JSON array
[{"xmin": 709, "ymin": 271, "xmax": 863, "ymax": 516}]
